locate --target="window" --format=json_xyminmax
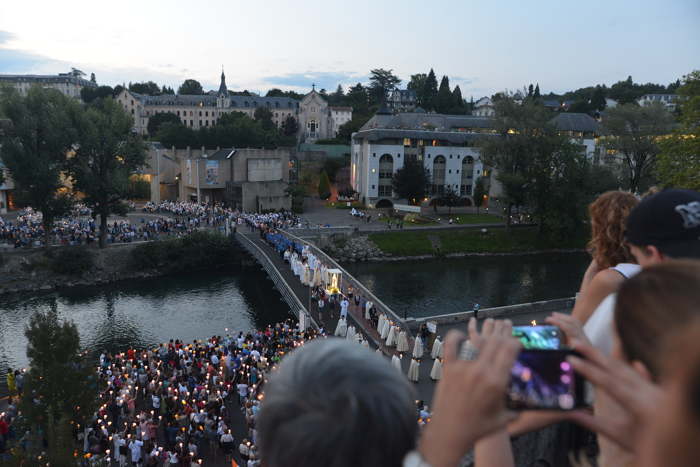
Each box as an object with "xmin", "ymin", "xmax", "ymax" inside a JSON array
[
  {"xmin": 431, "ymin": 156, "xmax": 446, "ymax": 195},
  {"xmin": 378, "ymin": 154, "xmax": 393, "ymax": 179},
  {"xmin": 190, "ymin": 111, "xmax": 193, "ymax": 116},
  {"xmin": 378, "ymin": 185, "xmax": 392, "ymax": 196},
  {"xmin": 190, "ymin": 120, "xmax": 193, "ymax": 126},
  {"xmin": 199, "ymin": 111, "xmax": 202, "ymax": 116}
]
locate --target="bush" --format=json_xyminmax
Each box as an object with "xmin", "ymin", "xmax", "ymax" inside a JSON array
[
  {"xmin": 48, "ymin": 247, "xmax": 94, "ymax": 275},
  {"xmin": 130, "ymin": 231, "xmax": 238, "ymax": 273}
]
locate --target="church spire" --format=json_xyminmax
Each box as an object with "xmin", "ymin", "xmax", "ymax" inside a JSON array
[{"xmin": 218, "ymin": 67, "xmax": 228, "ymax": 96}]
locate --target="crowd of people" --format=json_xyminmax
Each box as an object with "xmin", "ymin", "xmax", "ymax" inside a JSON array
[
  {"xmin": 1, "ymin": 320, "xmax": 325, "ymax": 466},
  {"xmin": 3, "ymin": 188, "xmax": 700, "ymax": 467}
]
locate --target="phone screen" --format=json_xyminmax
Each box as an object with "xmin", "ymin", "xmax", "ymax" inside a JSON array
[
  {"xmin": 507, "ymin": 349, "xmax": 585, "ymax": 410},
  {"xmin": 512, "ymin": 325, "xmax": 562, "ymax": 350}
]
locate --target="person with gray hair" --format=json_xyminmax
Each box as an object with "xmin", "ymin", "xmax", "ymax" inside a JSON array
[{"xmin": 257, "ymin": 338, "xmax": 418, "ymax": 467}]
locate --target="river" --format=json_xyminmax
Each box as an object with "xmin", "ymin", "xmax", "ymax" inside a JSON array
[
  {"xmin": 0, "ymin": 252, "xmax": 589, "ymax": 389},
  {"xmin": 344, "ymin": 252, "xmax": 589, "ymax": 319},
  {"xmin": 0, "ymin": 264, "xmax": 292, "ymax": 387}
]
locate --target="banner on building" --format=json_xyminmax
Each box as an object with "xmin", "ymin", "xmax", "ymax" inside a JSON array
[
  {"xmin": 205, "ymin": 160, "xmax": 219, "ymax": 185},
  {"xmin": 186, "ymin": 160, "xmax": 192, "ymax": 185}
]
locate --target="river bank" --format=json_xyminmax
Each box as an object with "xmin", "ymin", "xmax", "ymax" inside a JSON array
[
  {"xmin": 0, "ymin": 232, "xmax": 246, "ymax": 295},
  {"xmin": 322, "ymin": 227, "xmax": 587, "ymax": 262}
]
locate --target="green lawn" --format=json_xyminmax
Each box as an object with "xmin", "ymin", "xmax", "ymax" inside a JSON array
[
  {"xmin": 369, "ymin": 227, "xmax": 587, "ymax": 257},
  {"xmin": 443, "ymin": 213, "xmax": 504, "ymax": 225}
]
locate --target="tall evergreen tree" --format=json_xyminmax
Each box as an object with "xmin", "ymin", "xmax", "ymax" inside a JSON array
[
  {"xmin": 452, "ymin": 85, "xmax": 465, "ymax": 112},
  {"xmin": 436, "ymin": 75, "xmax": 453, "ymax": 113},
  {"xmin": 534, "ymin": 84, "xmax": 541, "ymax": 99},
  {"xmin": 422, "ymin": 69, "xmax": 439, "ymax": 111},
  {"xmin": 528, "ymin": 84, "xmax": 534, "ymax": 97}
]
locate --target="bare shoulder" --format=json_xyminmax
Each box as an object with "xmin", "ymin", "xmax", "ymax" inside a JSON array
[{"xmin": 589, "ymin": 268, "xmax": 626, "ymax": 294}]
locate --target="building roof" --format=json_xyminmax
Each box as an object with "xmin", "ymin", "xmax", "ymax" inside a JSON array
[
  {"xmin": 131, "ymin": 92, "xmax": 299, "ymax": 109},
  {"xmin": 361, "ymin": 111, "xmax": 495, "ymax": 132},
  {"xmin": 0, "ymin": 73, "xmax": 97, "ymax": 88},
  {"xmin": 218, "ymin": 70, "xmax": 228, "ymax": 96},
  {"xmin": 549, "ymin": 113, "xmax": 601, "ymax": 133},
  {"xmin": 208, "ymin": 148, "xmax": 237, "ymax": 160},
  {"xmin": 330, "ymin": 106, "xmax": 352, "ymax": 111},
  {"xmin": 354, "ymin": 128, "xmax": 495, "ymax": 145}
]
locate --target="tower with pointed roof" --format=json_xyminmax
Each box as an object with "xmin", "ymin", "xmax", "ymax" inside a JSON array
[{"xmin": 217, "ymin": 68, "xmax": 230, "ymax": 109}]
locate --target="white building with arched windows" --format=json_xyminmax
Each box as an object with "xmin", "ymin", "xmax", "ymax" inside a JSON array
[{"xmin": 350, "ymin": 109, "xmax": 496, "ymax": 208}]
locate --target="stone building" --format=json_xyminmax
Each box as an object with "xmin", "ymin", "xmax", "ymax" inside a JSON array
[
  {"xmin": 145, "ymin": 144, "xmax": 293, "ymax": 211},
  {"xmin": 0, "ymin": 69, "xmax": 97, "ymax": 100},
  {"xmin": 117, "ymin": 71, "xmax": 299, "ymax": 135},
  {"xmin": 297, "ymin": 87, "xmax": 352, "ymax": 142},
  {"xmin": 473, "ymin": 97, "xmax": 495, "ymax": 117},
  {"xmin": 117, "ymin": 74, "xmax": 351, "ymax": 141}
]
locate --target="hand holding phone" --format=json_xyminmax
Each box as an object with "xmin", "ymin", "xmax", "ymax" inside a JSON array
[{"xmin": 507, "ymin": 349, "xmax": 586, "ymax": 411}]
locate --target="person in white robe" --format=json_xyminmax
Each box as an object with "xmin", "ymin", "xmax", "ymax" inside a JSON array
[
  {"xmin": 364, "ymin": 301, "xmax": 373, "ymax": 320},
  {"xmin": 385, "ymin": 325, "xmax": 397, "ymax": 347},
  {"xmin": 431, "ymin": 337, "xmax": 443, "ymax": 360},
  {"xmin": 334, "ymin": 318, "xmax": 347, "ymax": 337},
  {"xmin": 412, "ymin": 336, "xmax": 424, "ymax": 359},
  {"xmin": 377, "ymin": 313, "xmax": 386, "ymax": 333},
  {"xmin": 407, "ymin": 358, "xmax": 420, "ymax": 382},
  {"xmin": 430, "ymin": 358, "xmax": 442, "ymax": 381},
  {"xmin": 391, "ymin": 354, "xmax": 402, "ymax": 371},
  {"xmin": 380, "ymin": 320, "xmax": 391, "ymax": 340},
  {"xmin": 396, "ymin": 331, "xmax": 409, "ymax": 353},
  {"xmin": 345, "ymin": 325, "xmax": 356, "ymax": 341}
]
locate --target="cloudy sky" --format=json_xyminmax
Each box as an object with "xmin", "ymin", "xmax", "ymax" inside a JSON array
[{"xmin": 1, "ymin": 0, "xmax": 698, "ymax": 98}]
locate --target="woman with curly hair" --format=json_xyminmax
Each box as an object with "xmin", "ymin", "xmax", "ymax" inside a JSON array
[{"xmin": 572, "ymin": 191, "xmax": 639, "ymax": 324}]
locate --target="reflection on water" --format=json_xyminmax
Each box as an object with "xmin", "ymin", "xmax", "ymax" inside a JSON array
[
  {"xmin": 0, "ymin": 264, "xmax": 291, "ymax": 386},
  {"xmin": 344, "ymin": 253, "xmax": 589, "ymax": 319}
]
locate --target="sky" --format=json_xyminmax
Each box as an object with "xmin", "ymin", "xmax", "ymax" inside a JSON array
[{"xmin": 0, "ymin": 0, "xmax": 698, "ymax": 98}]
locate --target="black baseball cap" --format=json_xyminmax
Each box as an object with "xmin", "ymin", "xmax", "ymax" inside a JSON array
[{"xmin": 625, "ymin": 189, "xmax": 700, "ymax": 258}]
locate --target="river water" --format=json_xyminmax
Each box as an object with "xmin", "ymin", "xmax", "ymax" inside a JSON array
[
  {"xmin": 0, "ymin": 252, "xmax": 589, "ymax": 389},
  {"xmin": 344, "ymin": 252, "xmax": 589, "ymax": 319},
  {"xmin": 0, "ymin": 264, "xmax": 292, "ymax": 386}
]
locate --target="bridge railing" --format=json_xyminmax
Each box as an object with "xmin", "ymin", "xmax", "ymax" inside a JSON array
[
  {"xmin": 235, "ymin": 232, "xmax": 319, "ymax": 331},
  {"xmin": 282, "ymin": 229, "xmax": 412, "ymax": 339}
]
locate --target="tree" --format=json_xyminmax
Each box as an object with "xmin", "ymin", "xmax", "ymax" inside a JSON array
[
  {"xmin": 161, "ymin": 85, "xmax": 175, "ymax": 95},
  {"xmin": 442, "ymin": 186, "xmax": 461, "ymax": 214},
  {"xmin": 452, "ymin": 85, "xmax": 465, "ymax": 112},
  {"xmin": 335, "ymin": 116, "xmax": 367, "ymax": 143},
  {"xmin": 81, "ymin": 85, "xmax": 115, "ymax": 103},
  {"xmin": 90, "ymin": 72, "xmax": 96, "ymax": 83},
  {"xmin": 602, "ymin": 102, "xmax": 675, "ymax": 193},
  {"xmin": 20, "ymin": 309, "xmax": 98, "ymax": 463},
  {"xmin": 178, "ymin": 79, "xmax": 204, "ymax": 95},
  {"xmin": 254, "ymin": 106, "xmax": 275, "ymax": 130},
  {"xmin": 346, "ymin": 83, "xmax": 369, "ymax": 114},
  {"xmin": 528, "ymin": 84, "xmax": 534, "ymax": 97},
  {"xmin": 657, "ymin": 70, "xmax": 700, "ymax": 190},
  {"xmin": 472, "ymin": 176, "xmax": 486, "ymax": 214},
  {"xmin": 68, "ymin": 98, "xmax": 146, "ymax": 248},
  {"xmin": 478, "ymin": 97, "xmax": 591, "ymax": 237},
  {"xmin": 129, "ymin": 81, "xmax": 161, "ymax": 95},
  {"xmin": 282, "ymin": 115, "xmax": 299, "ymax": 137},
  {"xmin": 436, "ymin": 75, "xmax": 453, "ymax": 113},
  {"xmin": 147, "ymin": 111, "xmax": 181, "ymax": 135},
  {"xmin": 533, "ymin": 84, "xmax": 541, "ymax": 99},
  {"xmin": 0, "ymin": 87, "xmax": 76, "ymax": 245},
  {"xmin": 590, "ymin": 85, "xmax": 606, "ymax": 111},
  {"xmin": 318, "ymin": 170, "xmax": 331, "ymax": 199},
  {"xmin": 392, "ymin": 159, "xmax": 430, "ymax": 204},
  {"xmin": 422, "ymin": 69, "xmax": 439, "ymax": 111},
  {"xmin": 408, "ymin": 73, "xmax": 427, "ymax": 106},
  {"xmin": 286, "ymin": 184, "xmax": 306, "ymax": 213},
  {"xmin": 368, "ymin": 68, "xmax": 401, "ymax": 105}
]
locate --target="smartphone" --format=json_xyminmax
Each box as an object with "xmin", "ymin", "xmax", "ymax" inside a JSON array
[
  {"xmin": 507, "ymin": 349, "xmax": 585, "ymax": 410},
  {"xmin": 512, "ymin": 325, "xmax": 562, "ymax": 350}
]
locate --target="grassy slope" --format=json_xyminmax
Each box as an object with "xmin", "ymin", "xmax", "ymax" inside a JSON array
[{"xmin": 369, "ymin": 227, "xmax": 587, "ymax": 256}]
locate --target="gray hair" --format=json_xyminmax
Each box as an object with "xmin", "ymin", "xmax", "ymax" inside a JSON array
[{"xmin": 258, "ymin": 338, "xmax": 417, "ymax": 467}]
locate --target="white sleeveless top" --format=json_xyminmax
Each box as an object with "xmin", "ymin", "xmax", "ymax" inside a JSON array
[{"xmin": 583, "ymin": 263, "xmax": 642, "ymax": 355}]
